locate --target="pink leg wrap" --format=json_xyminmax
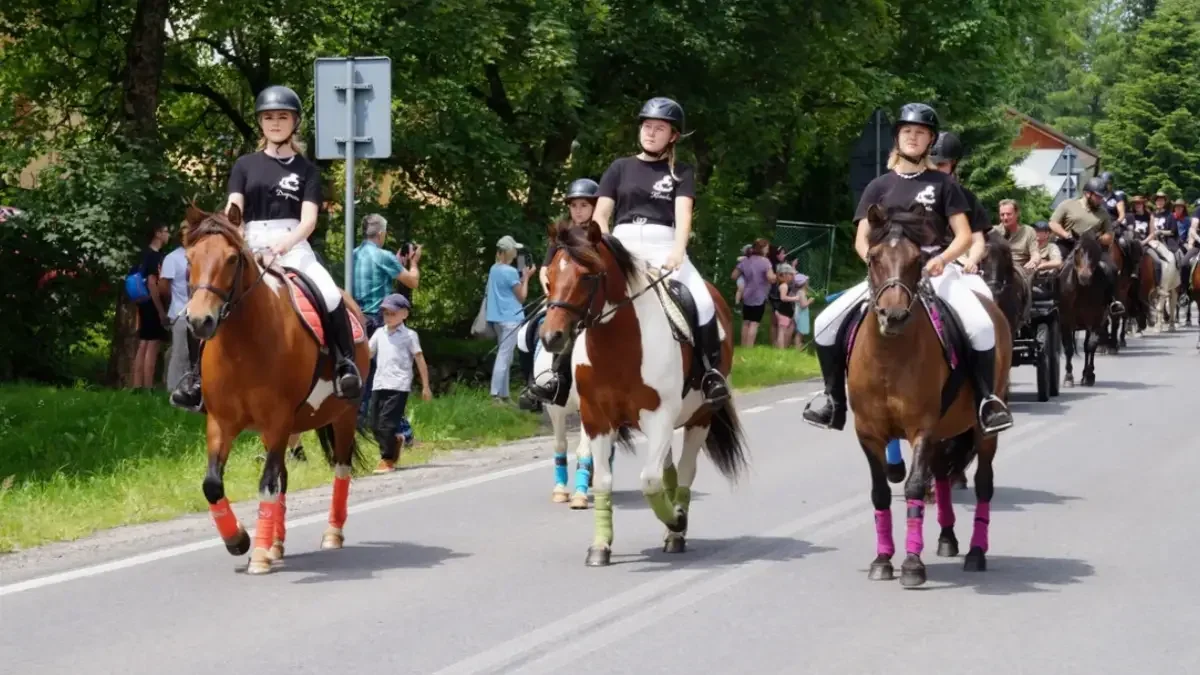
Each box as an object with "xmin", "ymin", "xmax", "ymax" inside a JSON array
[
  {"xmin": 874, "ymin": 509, "xmax": 895, "ymax": 557},
  {"xmin": 970, "ymin": 501, "xmax": 990, "ymax": 552},
  {"xmin": 905, "ymin": 499, "xmax": 925, "ymax": 556},
  {"xmin": 935, "ymin": 478, "xmax": 955, "ymax": 528}
]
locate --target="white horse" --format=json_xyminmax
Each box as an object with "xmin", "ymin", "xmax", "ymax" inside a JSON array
[{"xmin": 1146, "ymin": 240, "xmax": 1180, "ymax": 333}]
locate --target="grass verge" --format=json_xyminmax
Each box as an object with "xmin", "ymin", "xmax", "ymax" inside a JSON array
[
  {"xmin": 730, "ymin": 344, "xmax": 820, "ymax": 392},
  {"xmin": 0, "ymin": 384, "xmax": 540, "ymax": 553}
]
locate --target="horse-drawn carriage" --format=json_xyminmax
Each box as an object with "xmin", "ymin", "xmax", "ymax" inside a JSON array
[{"xmin": 1008, "ymin": 272, "xmax": 1062, "ymax": 402}]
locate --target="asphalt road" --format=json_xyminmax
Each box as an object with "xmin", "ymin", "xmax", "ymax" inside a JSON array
[{"xmin": 3, "ymin": 326, "xmax": 1199, "ymax": 675}]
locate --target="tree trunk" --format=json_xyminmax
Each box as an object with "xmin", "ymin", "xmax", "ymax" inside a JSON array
[{"xmin": 106, "ymin": 0, "xmax": 170, "ymax": 388}]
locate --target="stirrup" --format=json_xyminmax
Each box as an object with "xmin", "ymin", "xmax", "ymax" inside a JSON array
[
  {"xmin": 701, "ymin": 370, "xmax": 730, "ymax": 406},
  {"xmin": 977, "ymin": 395, "xmax": 1013, "ymax": 436},
  {"xmin": 801, "ymin": 393, "xmax": 845, "ymax": 430},
  {"xmin": 1109, "ymin": 301, "xmax": 1126, "ymax": 315}
]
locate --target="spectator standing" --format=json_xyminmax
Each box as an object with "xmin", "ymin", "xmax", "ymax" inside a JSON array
[
  {"xmin": 368, "ymin": 293, "xmax": 432, "ymax": 474},
  {"xmin": 132, "ymin": 223, "xmax": 170, "ymax": 390},
  {"xmin": 159, "ymin": 222, "xmax": 192, "ymax": 391},
  {"xmin": 352, "ymin": 213, "xmax": 421, "ymax": 425},
  {"xmin": 730, "ymin": 238, "xmax": 775, "ymax": 346},
  {"xmin": 486, "ymin": 235, "xmax": 535, "ymax": 403}
]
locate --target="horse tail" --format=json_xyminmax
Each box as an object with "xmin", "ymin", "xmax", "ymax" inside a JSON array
[
  {"xmin": 613, "ymin": 424, "xmax": 637, "ymax": 455},
  {"xmin": 703, "ymin": 400, "xmax": 749, "ymax": 482},
  {"xmin": 315, "ymin": 422, "xmax": 371, "ymax": 474}
]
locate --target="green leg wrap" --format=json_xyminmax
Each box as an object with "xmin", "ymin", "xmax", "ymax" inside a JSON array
[
  {"xmin": 662, "ymin": 464, "xmax": 679, "ymax": 503},
  {"xmin": 644, "ymin": 488, "xmax": 679, "ymax": 528},
  {"xmin": 593, "ymin": 491, "xmax": 613, "ymax": 547},
  {"xmin": 674, "ymin": 486, "xmax": 692, "ymax": 514}
]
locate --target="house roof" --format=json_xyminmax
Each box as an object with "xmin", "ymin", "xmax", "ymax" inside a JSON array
[{"xmin": 1005, "ymin": 106, "xmax": 1101, "ymax": 160}]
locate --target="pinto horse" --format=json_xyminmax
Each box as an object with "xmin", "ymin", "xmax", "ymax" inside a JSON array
[
  {"xmin": 182, "ymin": 205, "xmax": 369, "ymax": 575},
  {"xmin": 1191, "ymin": 260, "xmax": 1200, "ymax": 348},
  {"xmin": 1057, "ymin": 233, "xmax": 1110, "ymax": 387},
  {"xmin": 849, "ymin": 205, "xmax": 1012, "ymax": 588},
  {"xmin": 539, "ymin": 219, "xmax": 748, "ymax": 566}
]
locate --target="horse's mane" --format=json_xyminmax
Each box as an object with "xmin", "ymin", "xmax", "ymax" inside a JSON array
[
  {"xmin": 184, "ymin": 210, "xmax": 250, "ymax": 253},
  {"xmin": 983, "ymin": 230, "xmax": 1016, "ymax": 280},
  {"xmin": 1074, "ymin": 230, "xmax": 1103, "ymax": 263},
  {"xmin": 554, "ymin": 223, "xmax": 644, "ymax": 286}
]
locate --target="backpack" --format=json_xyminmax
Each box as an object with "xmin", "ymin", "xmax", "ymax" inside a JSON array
[{"xmin": 124, "ymin": 258, "xmax": 151, "ymax": 304}]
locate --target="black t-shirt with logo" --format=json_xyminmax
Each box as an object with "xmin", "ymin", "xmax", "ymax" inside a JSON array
[
  {"xmin": 854, "ymin": 169, "xmax": 970, "ymax": 247},
  {"xmin": 1103, "ymin": 190, "xmax": 1126, "ymax": 220},
  {"xmin": 1130, "ymin": 211, "xmax": 1151, "ymax": 236},
  {"xmin": 598, "ymin": 156, "xmax": 696, "ymax": 227},
  {"xmin": 959, "ymin": 181, "xmax": 990, "ymax": 233},
  {"xmin": 227, "ymin": 151, "xmax": 323, "ymax": 222}
]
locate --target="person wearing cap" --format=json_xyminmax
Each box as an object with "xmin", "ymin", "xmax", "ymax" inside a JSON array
[
  {"xmin": 1032, "ymin": 221, "xmax": 1063, "ymax": 273},
  {"xmin": 593, "ymin": 96, "xmax": 731, "ymax": 408},
  {"xmin": 1048, "ymin": 175, "xmax": 1123, "ymax": 314},
  {"xmin": 170, "ymin": 84, "xmax": 362, "ymax": 412},
  {"xmin": 486, "ymin": 234, "xmax": 535, "ymax": 403},
  {"xmin": 770, "ymin": 264, "xmax": 811, "ymax": 349},
  {"xmin": 367, "ymin": 293, "xmax": 431, "ymax": 473}
]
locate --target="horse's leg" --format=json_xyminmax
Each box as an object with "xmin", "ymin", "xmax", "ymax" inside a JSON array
[
  {"xmin": 549, "ymin": 404, "xmax": 570, "ymax": 504},
  {"xmin": 964, "ymin": 433, "xmax": 997, "ymax": 571},
  {"xmin": 322, "ymin": 414, "xmax": 358, "ymax": 550},
  {"xmin": 569, "ymin": 431, "xmax": 593, "ymax": 510},
  {"xmin": 1083, "ymin": 330, "xmax": 1098, "ymax": 387},
  {"xmin": 663, "ymin": 424, "xmax": 706, "ymax": 554},
  {"xmin": 641, "ymin": 406, "xmax": 685, "ymax": 534},
  {"xmin": 269, "ymin": 455, "xmax": 289, "ymax": 562},
  {"xmin": 900, "ymin": 435, "xmax": 932, "ymax": 588},
  {"xmin": 1062, "ymin": 327, "xmax": 1075, "ymax": 387},
  {"xmin": 247, "ymin": 427, "xmax": 289, "ymax": 575},
  {"xmin": 585, "ymin": 431, "xmax": 617, "ymax": 567},
  {"xmin": 1168, "ymin": 290, "xmax": 1178, "ymax": 331},
  {"xmin": 202, "ymin": 417, "xmax": 251, "ymax": 556},
  {"xmin": 935, "ymin": 433, "xmax": 971, "ymax": 558},
  {"xmin": 859, "ymin": 435, "xmax": 894, "ymax": 581}
]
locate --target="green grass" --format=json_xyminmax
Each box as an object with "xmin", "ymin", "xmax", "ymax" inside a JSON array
[
  {"xmin": 0, "ymin": 384, "xmax": 540, "ymax": 553},
  {"xmin": 730, "ymin": 345, "xmax": 820, "ymax": 392}
]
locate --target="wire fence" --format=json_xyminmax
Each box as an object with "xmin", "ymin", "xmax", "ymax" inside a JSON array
[{"xmin": 772, "ymin": 220, "xmax": 837, "ymax": 298}]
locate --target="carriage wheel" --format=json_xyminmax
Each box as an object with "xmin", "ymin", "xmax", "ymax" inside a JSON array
[
  {"xmin": 1048, "ymin": 320, "xmax": 1062, "ymax": 397},
  {"xmin": 1035, "ymin": 324, "xmax": 1051, "ymax": 402}
]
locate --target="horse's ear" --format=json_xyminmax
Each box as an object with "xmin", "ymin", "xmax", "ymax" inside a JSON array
[
  {"xmin": 586, "ymin": 219, "xmax": 603, "ymax": 244},
  {"xmin": 866, "ymin": 204, "xmax": 887, "ymax": 229},
  {"xmin": 227, "ymin": 203, "xmax": 243, "ymax": 228},
  {"xmin": 184, "ymin": 203, "xmax": 206, "ymax": 227}
]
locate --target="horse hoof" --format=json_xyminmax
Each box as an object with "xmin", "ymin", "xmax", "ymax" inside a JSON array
[
  {"xmin": 868, "ymin": 558, "xmax": 894, "ymax": 581},
  {"xmin": 964, "ymin": 546, "xmax": 987, "ymax": 572},
  {"xmin": 899, "ymin": 555, "xmax": 926, "ymax": 588},
  {"xmin": 1083, "ymin": 374, "xmax": 1096, "ymax": 387},
  {"xmin": 1064, "ymin": 377, "xmax": 1075, "ymax": 388},
  {"xmin": 568, "ymin": 493, "xmax": 590, "ymax": 510},
  {"xmin": 246, "ymin": 548, "xmax": 273, "ymax": 575},
  {"xmin": 937, "ymin": 535, "xmax": 959, "ymax": 558},
  {"xmin": 267, "ymin": 540, "xmax": 285, "ymax": 562},
  {"xmin": 586, "ymin": 546, "xmax": 612, "ymax": 567},
  {"xmin": 320, "ymin": 527, "xmax": 344, "ymax": 550},
  {"xmin": 886, "ymin": 461, "xmax": 906, "ymax": 484},
  {"xmin": 663, "ymin": 533, "xmax": 687, "ymax": 554},
  {"xmin": 225, "ymin": 529, "xmax": 251, "ymax": 556},
  {"xmin": 552, "ymin": 488, "xmax": 569, "ymax": 504}
]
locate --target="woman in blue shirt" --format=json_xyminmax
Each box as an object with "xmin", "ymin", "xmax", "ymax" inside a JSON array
[{"xmin": 486, "ymin": 235, "xmax": 535, "ymax": 402}]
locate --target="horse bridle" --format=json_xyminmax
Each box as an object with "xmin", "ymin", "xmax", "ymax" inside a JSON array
[
  {"xmin": 189, "ymin": 241, "xmax": 267, "ymax": 324},
  {"xmin": 866, "ymin": 250, "xmax": 928, "ymax": 315},
  {"xmin": 545, "ymin": 271, "xmax": 606, "ymax": 329}
]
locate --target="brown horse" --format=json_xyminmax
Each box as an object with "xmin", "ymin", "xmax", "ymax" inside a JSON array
[
  {"xmin": 850, "ymin": 205, "xmax": 1012, "ymax": 588},
  {"xmin": 182, "ymin": 204, "xmax": 369, "ymax": 575},
  {"xmin": 1104, "ymin": 238, "xmax": 1130, "ymax": 352},
  {"xmin": 1057, "ymin": 232, "xmax": 1110, "ymax": 387},
  {"xmin": 538, "ymin": 219, "xmax": 747, "ymax": 566}
]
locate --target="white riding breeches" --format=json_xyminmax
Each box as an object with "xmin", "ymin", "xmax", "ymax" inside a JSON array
[
  {"xmin": 246, "ymin": 219, "xmax": 344, "ymax": 311},
  {"xmin": 612, "ymin": 223, "xmax": 715, "ymax": 325},
  {"xmin": 813, "ymin": 265, "xmax": 995, "ymax": 350}
]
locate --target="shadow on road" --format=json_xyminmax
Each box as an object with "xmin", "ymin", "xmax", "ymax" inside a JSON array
[
  {"xmin": 616, "ymin": 536, "xmax": 834, "ymax": 571},
  {"xmin": 1008, "ymin": 390, "xmax": 1098, "ymax": 415},
  {"xmin": 273, "ymin": 540, "xmax": 471, "ymax": 583},
  {"xmin": 1107, "ymin": 349, "xmax": 1172, "ymax": 358},
  {"xmin": 921, "ymin": 555, "xmax": 1096, "ymax": 595},
  {"xmin": 989, "ymin": 486, "xmax": 1083, "ymax": 512},
  {"xmin": 610, "ymin": 489, "xmax": 709, "ymax": 509}
]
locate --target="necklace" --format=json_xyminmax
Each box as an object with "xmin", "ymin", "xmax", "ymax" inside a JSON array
[{"xmin": 896, "ymin": 168, "xmax": 926, "ymax": 180}]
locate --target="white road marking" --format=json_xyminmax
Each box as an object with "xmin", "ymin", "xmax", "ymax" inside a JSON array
[
  {"xmin": 742, "ymin": 405, "xmax": 772, "ymax": 414},
  {"xmin": 777, "ymin": 395, "xmax": 809, "ymax": 403}
]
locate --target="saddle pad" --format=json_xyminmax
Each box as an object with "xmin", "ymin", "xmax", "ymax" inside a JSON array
[
  {"xmin": 281, "ymin": 271, "xmax": 365, "ymax": 347},
  {"xmin": 844, "ymin": 296, "xmax": 961, "ymax": 371},
  {"xmin": 649, "ymin": 270, "xmax": 694, "ymax": 345}
]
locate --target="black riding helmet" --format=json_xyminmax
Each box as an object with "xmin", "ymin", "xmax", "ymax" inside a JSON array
[
  {"xmin": 1100, "ymin": 171, "xmax": 1114, "ymax": 186},
  {"xmin": 638, "ymin": 97, "xmax": 685, "ymax": 132},
  {"xmin": 564, "ymin": 178, "xmax": 600, "ymax": 201},
  {"xmin": 929, "ymin": 131, "xmax": 964, "ymax": 164},
  {"xmin": 894, "ymin": 103, "xmax": 940, "ymax": 142},
  {"xmin": 256, "ymin": 85, "xmax": 303, "ymax": 124},
  {"xmin": 1083, "ymin": 176, "xmax": 1107, "ymax": 196},
  {"xmin": 1033, "ymin": 220, "xmax": 1050, "ymax": 231}
]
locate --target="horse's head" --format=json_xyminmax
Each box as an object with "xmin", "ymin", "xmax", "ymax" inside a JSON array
[
  {"xmin": 182, "ymin": 203, "xmax": 257, "ymax": 339},
  {"xmin": 1069, "ymin": 231, "xmax": 1103, "ymax": 287},
  {"xmin": 539, "ymin": 219, "xmax": 640, "ymax": 353},
  {"xmin": 865, "ymin": 204, "xmax": 926, "ymax": 336},
  {"xmin": 981, "ymin": 231, "xmax": 1014, "ymax": 295}
]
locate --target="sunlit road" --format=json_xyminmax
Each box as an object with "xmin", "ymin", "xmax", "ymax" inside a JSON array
[{"xmin": 3, "ymin": 326, "xmax": 1199, "ymax": 675}]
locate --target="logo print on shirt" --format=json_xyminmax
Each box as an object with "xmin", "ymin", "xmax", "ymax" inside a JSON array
[
  {"xmin": 914, "ymin": 185, "xmax": 937, "ymax": 210},
  {"xmin": 650, "ymin": 175, "xmax": 675, "ymax": 201},
  {"xmin": 275, "ymin": 173, "xmax": 301, "ymax": 201}
]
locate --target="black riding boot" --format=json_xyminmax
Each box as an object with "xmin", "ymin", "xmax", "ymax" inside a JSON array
[
  {"xmin": 328, "ymin": 304, "xmax": 363, "ymax": 400},
  {"xmin": 801, "ymin": 342, "xmax": 847, "ymax": 430},
  {"xmin": 970, "ymin": 347, "xmax": 1013, "ymax": 437},
  {"xmin": 524, "ymin": 346, "xmax": 572, "ymax": 405},
  {"xmin": 1101, "ymin": 261, "xmax": 1125, "ymax": 315},
  {"xmin": 169, "ymin": 332, "xmax": 205, "ymax": 413},
  {"xmin": 698, "ymin": 319, "xmax": 730, "ymax": 407}
]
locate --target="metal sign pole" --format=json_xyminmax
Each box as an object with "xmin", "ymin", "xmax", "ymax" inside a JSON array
[
  {"xmin": 1065, "ymin": 145, "xmax": 1076, "ymax": 199},
  {"xmin": 343, "ymin": 59, "xmax": 356, "ymax": 294}
]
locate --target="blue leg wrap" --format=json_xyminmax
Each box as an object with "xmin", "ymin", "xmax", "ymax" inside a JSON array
[
  {"xmin": 886, "ymin": 439, "xmax": 903, "ymax": 465},
  {"xmin": 575, "ymin": 456, "xmax": 593, "ymax": 494},
  {"xmin": 554, "ymin": 453, "xmax": 568, "ymax": 486}
]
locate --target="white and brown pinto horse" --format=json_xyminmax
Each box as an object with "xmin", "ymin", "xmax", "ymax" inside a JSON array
[{"xmin": 539, "ymin": 219, "xmax": 748, "ymax": 566}]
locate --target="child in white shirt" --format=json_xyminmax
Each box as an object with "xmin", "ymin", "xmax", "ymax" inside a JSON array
[{"xmin": 368, "ymin": 293, "xmax": 432, "ymax": 473}]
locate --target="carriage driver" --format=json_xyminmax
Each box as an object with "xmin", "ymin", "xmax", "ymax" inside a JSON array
[
  {"xmin": 170, "ymin": 85, "xmax": 363, "ymax": 412},
  {"xmin": 801, "ymin": 102, "xmax": 1014, "ymax": 437}
]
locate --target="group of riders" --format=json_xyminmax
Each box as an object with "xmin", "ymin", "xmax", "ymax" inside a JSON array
[{"xmin": 167, "ymin": 85, "xmax": 1197, "ymax": 449}]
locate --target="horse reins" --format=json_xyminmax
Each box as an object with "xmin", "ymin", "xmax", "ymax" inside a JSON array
[{"xmin": 190, "ymin": 242, "xmax": 269, "ymax": 323}]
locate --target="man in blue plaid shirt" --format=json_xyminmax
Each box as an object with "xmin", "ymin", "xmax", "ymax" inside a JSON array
[{"xmin": 353, "ymin": 213, "xmax": 421, "ymax": 425}]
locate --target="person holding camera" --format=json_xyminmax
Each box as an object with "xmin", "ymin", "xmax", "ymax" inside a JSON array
[
  {"xmin": 486, "ymin": 235, "xmax": 535, "ymax": 403},
  {"xmin": 352, "ymin": 213, "xmax": 422, "ymax": 425}
]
